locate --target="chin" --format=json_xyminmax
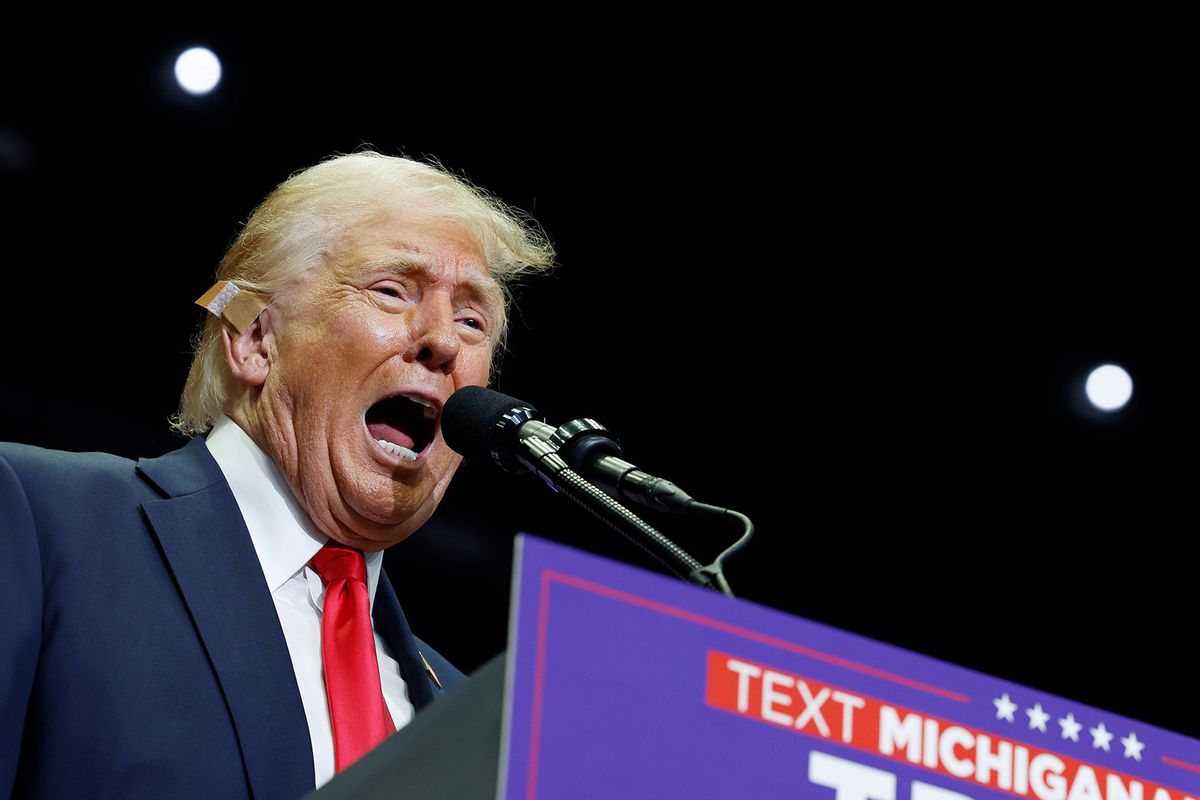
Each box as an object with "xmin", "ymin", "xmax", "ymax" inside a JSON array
[
  {"xmin": 327, "ymin": 438, "xmax": 459, "ymax": 549},
  {"xmin": 339, "ymin": 483, "xmax": 439, "ymax": 548},
  {"xmin": 329, "ymin": 513, "xmax": 421, "ymax": 551}
]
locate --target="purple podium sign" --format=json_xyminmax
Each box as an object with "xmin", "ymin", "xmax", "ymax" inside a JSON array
[{"xmin": 500, "ymin": 536, "xmax": 1199, "ymax": 800}]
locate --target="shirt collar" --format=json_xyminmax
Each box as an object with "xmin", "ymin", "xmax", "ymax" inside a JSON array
[{"xmin": 205, "ymin": 415, "xmax": 384, "ymax": 600}]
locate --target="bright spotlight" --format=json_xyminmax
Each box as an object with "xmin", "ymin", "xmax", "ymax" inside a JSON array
[
  {"xmin": 1085, "ymin": 364, "xmax": 1133, "ymax": 412},
  {"xmin": 174, "ymin": 47, "xmax": 222, "ymax": 95}
]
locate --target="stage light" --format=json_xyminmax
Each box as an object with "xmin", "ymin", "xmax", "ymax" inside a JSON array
[
  {"xmin": 174, "ymin": 47, "xmax": 222, "ymax": 95},
  {"xmin": 1084, "ymin": 364, "xmax": 1133, "ymax": 412}
]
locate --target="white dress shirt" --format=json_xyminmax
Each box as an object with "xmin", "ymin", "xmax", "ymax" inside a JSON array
[{"xmin": 205, "ymin": 415, "xmax": 415, "ymax": 789}]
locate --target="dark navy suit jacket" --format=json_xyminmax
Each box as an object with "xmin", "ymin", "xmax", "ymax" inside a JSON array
[{"xmin": 0, "ymin": 437, "xmax": 464, "ymax": 799}]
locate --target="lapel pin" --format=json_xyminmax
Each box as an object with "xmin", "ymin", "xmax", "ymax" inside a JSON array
[{"xmin": 418, "ymin": 650, "xmax": 443, "ymax": 690}]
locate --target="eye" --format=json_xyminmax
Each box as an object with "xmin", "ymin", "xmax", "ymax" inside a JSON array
[
  {"xmin": 459, "ymin": 317, "xmax": 485, "ymax": 331},
  {"xmin": 371, "ymin": 284, "xmax": 404, "ymax": 300}
]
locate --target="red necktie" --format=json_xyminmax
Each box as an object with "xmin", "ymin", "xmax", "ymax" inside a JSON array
[{"xmin": 310, "ymin": 542, "xmax": 396, "ymax": 772}]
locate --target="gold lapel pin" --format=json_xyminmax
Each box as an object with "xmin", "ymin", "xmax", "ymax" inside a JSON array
[{"xmin": 418, "ymin": 650, "xmax": 443, "ymax": 690}]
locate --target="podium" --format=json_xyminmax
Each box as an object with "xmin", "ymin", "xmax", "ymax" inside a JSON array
[
  {"xmin": 313, "ymin": 536, "xmax": 1200, "ymax": 799},
  {"xmin": 306, "ymin": 653, "xmax": 504, "ymax": 799}
]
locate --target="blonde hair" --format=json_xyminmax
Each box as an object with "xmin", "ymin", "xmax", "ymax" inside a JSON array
[{"xmin": 173, "ymin": 151, "xmax": 555, "ymax": 436}]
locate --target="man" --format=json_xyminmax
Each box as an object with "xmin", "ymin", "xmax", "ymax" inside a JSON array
[{"xmin": 0, "ymin": 152, "xmax": 555, "ymax": 798}]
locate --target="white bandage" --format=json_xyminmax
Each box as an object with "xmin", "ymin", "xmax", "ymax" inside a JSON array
[
  {"xmin": 205, "ymin": 281, "xmax": 242, "ymax": 317},
  {"xmin": 194, "ymin": 280, "xmax": 270, "ymax": 333}
]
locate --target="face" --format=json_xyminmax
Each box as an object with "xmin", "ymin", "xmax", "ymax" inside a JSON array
[{"xmin": 246, "ymin": 210, "xmax": 502, "ymax": 550}]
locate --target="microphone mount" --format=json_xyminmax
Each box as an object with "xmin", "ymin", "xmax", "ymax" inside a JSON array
[
  {"xmin": 509, "ymin": 427, "xmax": 729, "ymax": 595},
  {"xmin": 444, "ymin": 386, "xmax": 753, "ymax": 597}
]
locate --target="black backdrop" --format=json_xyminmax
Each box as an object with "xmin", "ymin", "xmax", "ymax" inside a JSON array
[{"xmin": 1, "ymin": 17, "xmax": 1191, "ymax": 737}]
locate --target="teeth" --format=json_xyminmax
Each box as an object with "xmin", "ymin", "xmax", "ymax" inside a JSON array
[
  {"xmin": 399, "ymin": 393, "xmax": 439, "ymax": 420},
  {"xmin": 377, "ymin": 439, "xmax": 419, "ymax": 461},
  {"xmin": 403, "ymin": 394, "xmax": 435, "ymax": 408}
]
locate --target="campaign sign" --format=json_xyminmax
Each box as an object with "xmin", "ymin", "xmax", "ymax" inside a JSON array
[{"xmin": 500, "ymin": 535, "xmax": 1199, "ymax": 800}]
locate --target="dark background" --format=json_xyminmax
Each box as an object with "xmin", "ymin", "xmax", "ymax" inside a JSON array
[{"xmin": 1, "ymin": 17, "xmax": 1192, "ymax": 737}]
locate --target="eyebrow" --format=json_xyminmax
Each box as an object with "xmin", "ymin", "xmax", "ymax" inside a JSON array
[{"xmin": 358, "ymin": 251, "xmax": 505, "ymax": 308}]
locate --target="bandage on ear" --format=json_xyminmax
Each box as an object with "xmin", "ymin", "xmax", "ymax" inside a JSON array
[{"xmin": 195, "ymin": 280, "xmax": 270, "ymax": 334}]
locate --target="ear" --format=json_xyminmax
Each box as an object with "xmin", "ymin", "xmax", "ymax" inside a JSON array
[{"xmin": 221, "ymin": 307, "xmax": 276, "ymax": 388}]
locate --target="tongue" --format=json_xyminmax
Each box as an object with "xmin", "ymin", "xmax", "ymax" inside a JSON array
[{"xmin": 367, "ymin": 421, "xmax": 416, "ymax": 450}]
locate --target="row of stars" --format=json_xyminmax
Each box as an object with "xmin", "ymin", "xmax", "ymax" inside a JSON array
[{"xmin": 992, "ymin": 694, "xmax": 1145, "ymax": 761}]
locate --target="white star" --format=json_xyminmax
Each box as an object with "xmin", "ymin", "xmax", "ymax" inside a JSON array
[
  {"xmin": 1090, "ymin": 722, "xmax": 1114, "ymax": 751},
  {"xmin": 1059, "ymin": 713, "xmax": 1083, "ymax": 742},
  {"xmin": 993, "ymin": 693, "xmax": 1018, "ymax": 723},
  {"xmin": 1120, "ymin": 732, "xmax": 1145, "ymax": 761},
  {"xmin": 1026, "ymin": 703, "xmax": 1050, "ymax": 732}
]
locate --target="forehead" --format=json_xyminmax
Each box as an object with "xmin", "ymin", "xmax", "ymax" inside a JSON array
[{"xmin": 335, "ymin": 211, "xmax": 502, "ymax": 299}]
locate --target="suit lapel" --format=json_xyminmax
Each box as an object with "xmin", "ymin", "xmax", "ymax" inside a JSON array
[
  {"xmin": 138, "ymin": 438, "xmax": 315, "ymax": 800},
  {"xmin": 373, "ymin": 571, "xmax": 438, "ymax": 710}
]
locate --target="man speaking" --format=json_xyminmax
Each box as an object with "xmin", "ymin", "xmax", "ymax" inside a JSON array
[{"xmin": 0, "ymin": 152, "xmax": 555, "ymax": 798}]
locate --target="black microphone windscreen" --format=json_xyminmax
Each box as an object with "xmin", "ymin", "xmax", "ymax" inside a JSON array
[{"xmin": 442, "ymin": 386, "xmax": 538, "ymax": 458}]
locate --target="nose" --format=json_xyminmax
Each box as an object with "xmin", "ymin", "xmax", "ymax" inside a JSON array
[{"xmin": 404, "ymin": 293, "xmax": 460, "ymax": 374}]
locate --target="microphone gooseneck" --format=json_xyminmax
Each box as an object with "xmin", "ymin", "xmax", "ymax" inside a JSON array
[
  {"xmin": 442, "ymin": 386, "xmax": 753, "ymax": 597},
  {"xmin": 443, "ymin": 387, "xmax": 695, "ymax": 513}
]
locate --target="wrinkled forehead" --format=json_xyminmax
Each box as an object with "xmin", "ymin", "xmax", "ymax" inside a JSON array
[
  {"xmin": 324, "ymin": 210, "xmax": 506, "ymax": 319},
  {"xmin": 353, "ymin": 208, "xmax": 496, "ymax": 269}
]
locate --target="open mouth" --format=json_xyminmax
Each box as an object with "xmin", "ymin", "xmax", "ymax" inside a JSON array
[{"xmin": 365, "ymin": 393, "xmax": 438, "ymax": 462}]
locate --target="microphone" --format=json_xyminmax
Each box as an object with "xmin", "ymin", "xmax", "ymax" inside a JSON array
[{"xmin": 442, "ymin": 386, "xmax": 695, "ymax": 513}]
